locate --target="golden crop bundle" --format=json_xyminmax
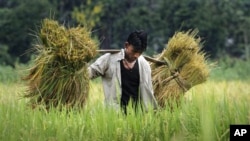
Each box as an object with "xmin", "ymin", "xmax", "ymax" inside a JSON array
[
  {"xmin": 151, "ymin": 29, "xmax": 210, "ymax": 107},
  {"xmin": 24, "ymin": 18, "xmax": 98, "ymax": 109}
]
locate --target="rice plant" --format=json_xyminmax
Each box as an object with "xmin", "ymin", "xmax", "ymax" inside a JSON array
[
  {"xmin": 151, "ymin": 29, "xmax": 210, "ymax": 107},
  {"xmin": 1, "ymin": 79, "xmax": 249, "ymax": 141},
  {"xmin": 23, "ymin": 18, "xmax": 98, "ymax": 109}
]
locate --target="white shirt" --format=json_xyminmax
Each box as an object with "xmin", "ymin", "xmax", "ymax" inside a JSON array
[{"xmin": 88, "ymin": 49, "xmax": 158, "ymax": 111}]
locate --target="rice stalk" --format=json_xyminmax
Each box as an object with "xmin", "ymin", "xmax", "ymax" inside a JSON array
[
  {"xmin": 151, "ymin": 29, "xmax": 210, "ymax": 108},
  {"xmin": 180, "ymin": 53, "xmax": 210, "ymax": 86},
  {"xmin": 23, "ymin": 18, "xmax": 98, "ymax": 110}
]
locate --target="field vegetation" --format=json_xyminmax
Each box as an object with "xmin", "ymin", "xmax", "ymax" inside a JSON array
[{"xmin": 0, "ymin": 58, "xmax": 249, "ymax": 141}]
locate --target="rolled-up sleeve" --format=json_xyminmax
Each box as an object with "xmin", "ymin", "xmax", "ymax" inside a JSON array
[{"xmin": 88, "ymin": 53, "xmax": 110, "ymax": 79}]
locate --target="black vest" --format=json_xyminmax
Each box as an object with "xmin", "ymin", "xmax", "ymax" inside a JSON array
[{"xmin": 120, "ymin": 60, "xmax": 140, "ymax": 113}]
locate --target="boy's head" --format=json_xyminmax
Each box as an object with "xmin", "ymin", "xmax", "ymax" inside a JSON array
[
  {"xmin": 124, "ymin": 30, "xmax": 148, "ymax": 62},
  {"xmin": 126, "ymin": 30, "xmax": 148, "ymax": 52}
]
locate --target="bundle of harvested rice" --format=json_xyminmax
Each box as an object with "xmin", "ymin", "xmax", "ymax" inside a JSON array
[
  {"xmin": 23, "ymin": 18, "xmax": 98, "ymax": 109},
  {"xmin": 151, "ymin": 29, "xmax": 210, "ymax": 107}
]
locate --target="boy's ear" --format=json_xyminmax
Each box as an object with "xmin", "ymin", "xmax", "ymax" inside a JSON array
[{"xmin": 124, "ymin": 42, "xmax": 129, "ymax": 48}]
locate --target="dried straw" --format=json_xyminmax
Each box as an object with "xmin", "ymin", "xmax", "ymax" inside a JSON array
[
  {"xmin": 151, "ymin": 29, "xmax": 210, "ymax": 107},
  {"xmin": 24, "ymin": 19, "xmax": 98, "ymax": 109}
]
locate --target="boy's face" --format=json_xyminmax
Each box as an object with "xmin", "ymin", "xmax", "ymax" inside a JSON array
[{"xmin": 124, "ymin": 42, "xmax": 142, "ymax": 62}]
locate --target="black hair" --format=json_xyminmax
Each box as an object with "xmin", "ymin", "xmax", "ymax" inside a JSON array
[{"xmin": 127, "ymin": 30, "xmax": 148, "ymax": 52}]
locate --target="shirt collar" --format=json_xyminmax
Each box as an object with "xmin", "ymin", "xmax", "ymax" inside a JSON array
[{"xmin": 116, "ymin": 49, "xmax": 125, "ymax": 61}]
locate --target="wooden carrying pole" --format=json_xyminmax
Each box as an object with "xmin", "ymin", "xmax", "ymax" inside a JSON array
[{"xmin": 97, "ymin": 49, "xmax": 166, "ymax": 65}]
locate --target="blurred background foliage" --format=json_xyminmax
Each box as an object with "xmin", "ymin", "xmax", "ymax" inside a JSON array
[{"xmin": 0, "ymin": 0, "xmax": 250, "ymax": 67}]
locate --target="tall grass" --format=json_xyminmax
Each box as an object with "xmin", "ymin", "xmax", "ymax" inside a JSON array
[
  {"xmin": 210, "ymin": 57, "xmax": 250, "ymax": 81},
  {"xmin": 0, "ymin": 65, "xmax": 20, "ymax": 83},
  {"xmin": 1, "ymin": 80, "xmax": 249, "ymax": 141},
  {"xmin": 0, "ymin": 59, "xmax": 249, "ymax": 141}
]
